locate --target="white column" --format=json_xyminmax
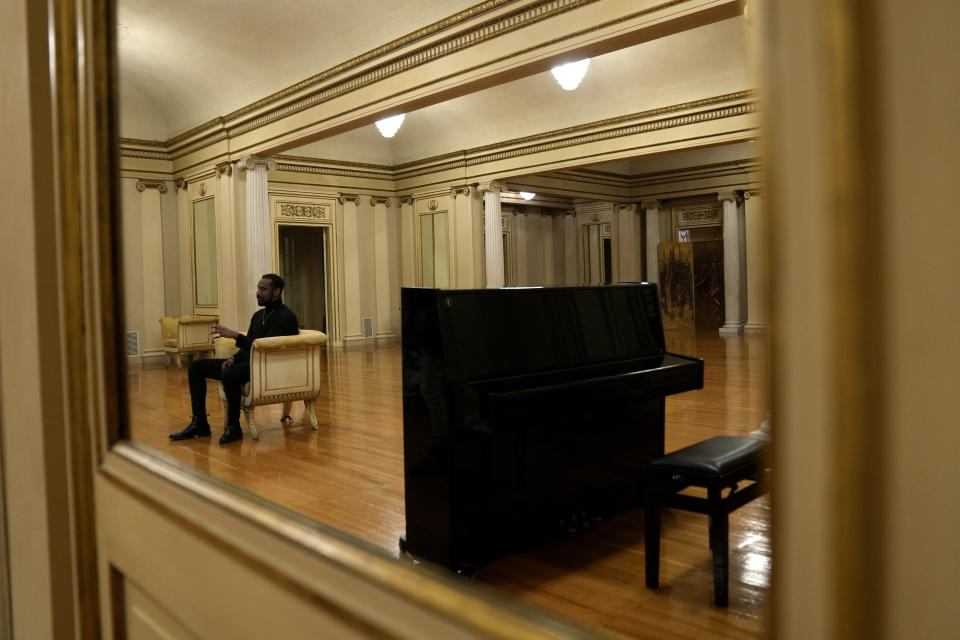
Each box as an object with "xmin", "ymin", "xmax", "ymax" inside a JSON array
[
  {"xmin": 719, "ymin": 191, "xmax": 745, "ymax": 335},
  {"xmin": 372, "ymin": 197, "xmax": 392, "ymax": 337},
  {"xmin": 236, "ymin": 156, "xmax": 275, "ymax": 316},
  {"xmin": 562, "ymin": 210, "xmax": 578, "ymax": 285},
  {"xmin": 339, "ymin": 194, "xmax": 362, "ymax": 340},
  {"xmin": 616, "ymin": 203, "xmax": 642, "ymax": 282},
  {"xmin": 137, "ymin": 180, "xmax": 167, "ymax": 356},
  {"xmin": 744, "ymin": 189, "xmax": 768, "ymax": 331},
  {"xmin": 479, "ymin": 181, "xmax": 505, "ymax": 288},
  {"xmin": 399, "ymin": 196, "xmax": 415, "ymax": 287},
  {"xmin": 642, "ymin": 200, "xmax": 662, "ymax": 284},
  {"xmin": 542, "ymin": 212, "xmax": 555, "ymax": 286}
]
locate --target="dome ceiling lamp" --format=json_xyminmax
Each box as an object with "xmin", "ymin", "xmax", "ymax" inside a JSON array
[
  {"xmin": 375, "ymin": 113, "xmax": 405, "ymax": 138},
  {"xmin": 550, "ymin": 58, "xmax": 591, "ymax": 91},
  {"xmin": 519, "ymin": 191, "xmax": 536, "ymax": 200}
]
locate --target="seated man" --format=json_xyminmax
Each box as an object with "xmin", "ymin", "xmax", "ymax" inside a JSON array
[{"xmin": 169, "ymin": 273, "xmax": 299, "ymax": 444}]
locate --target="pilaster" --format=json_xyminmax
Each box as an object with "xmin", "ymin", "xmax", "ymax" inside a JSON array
[
  {"xmin": 136, "ymin": 180, "xmax": 167, "ymax": 356},
  {"xmin": 744, "ymin": 189, "xmax": 768, "ymax": 331},
  {"xmin": 642, "ymin": 200, "xmax": 663, "ymax": 284},
  {"xmin": 338, "ymin": 193, "xmax": 362, "ymax": 340}
]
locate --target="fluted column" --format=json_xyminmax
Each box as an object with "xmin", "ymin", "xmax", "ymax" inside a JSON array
[
  {"xmin": 479, "ymin": 181, "xmax": 505, "ymax": 288},
  {"xmin": 236, "ymin": 156, "xmax": 275, "ymax": 312},
  {"xmin": 542, "ymin": 212, "xmax": 555, "ymax": 286},
  {"xmin": 719, "ymin": 191, "xmax": 745, "ymax": 335},
  {"xmin": 339, "ymin": 194, "xmax": 362, "ymax": 340},
  {"xmin": 744, "ymin": 189, "xmax": 768, "ymax": 331},
  {"xmin": 137, "ymin": 180, "xmax": 167, "ymax": 356},
  {"xmin": 616, "ymin": 203, "xmax": 642, "ymax": 282},
  {"xmin": 371, "ymin": 196, "xmax": 393, "ymax": 338},
  {"xmin": 642, "ymin": 200, "xmax": 663, "ymax": 284},
  {"xmin": 398, "ymin": 196, "xmax": 415, "ymax": 287}
]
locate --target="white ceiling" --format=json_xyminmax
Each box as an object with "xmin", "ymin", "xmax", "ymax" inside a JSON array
[{"xmin": 117, "ymin": 1, "xmax": 752, "ymax": 176}]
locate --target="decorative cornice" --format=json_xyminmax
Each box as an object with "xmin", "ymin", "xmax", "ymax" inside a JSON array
[
  {"xmin": 174, "ymin": 177, "xmax": 187, "ymax": 191},
  {"xmin": 337, "ymin": 193, "xmax": 362, "ymax": 206},
  {"xmin": 278, "ymin": 202, "xmax": 330, "ymax": 220},
  {"xmin": 215, "ymin": 162, "xmax": 233, "ymax": 178},
  {"xmin": 369, "ymin": 196, "xmax": 391, "ymax": 207},
  {"xmin": 273, "ymin": 162, "xmax": 395, "ymax": 181},
  {"xmin": 135, "ymin": 180, "xmax": 167, "ymax": 193}
]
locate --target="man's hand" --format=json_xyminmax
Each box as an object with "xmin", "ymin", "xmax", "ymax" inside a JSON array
[
  {"xmin": 222, "ymin": 358, "xmax": 234, "ymax": 370},
  {"xmin": 212, "ymin": 324, "xmax": 239, "ymax": 340}
]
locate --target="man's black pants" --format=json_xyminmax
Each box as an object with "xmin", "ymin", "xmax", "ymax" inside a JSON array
[{"xmin": 188, "ymin": 358, "xmax": 250, "ymax": 426}]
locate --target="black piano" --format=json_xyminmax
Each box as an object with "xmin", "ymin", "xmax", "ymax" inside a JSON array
[{"xmin": 400, "ymin": 284, "xmax": 703, "ymax": 570}]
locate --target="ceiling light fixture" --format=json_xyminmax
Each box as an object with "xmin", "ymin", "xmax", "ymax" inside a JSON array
[
  {"xmin": 519, "ymin": 191, "xmax": 536, "ymax": 200},
  {"xmin": 550, "ymin": 58, "xmax": 590, "ymax": 91},
  {"xmin": 375, "ymin": 113, "xmax": 405, "ymax": 138}
]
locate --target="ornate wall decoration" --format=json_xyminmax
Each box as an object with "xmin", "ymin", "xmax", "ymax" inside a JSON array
[
  {"xmin": 369, "ymin": 196, "xmax": 391, "ymax": 207},
  {"xmin": 215, "ymin": 162, "xmax": 233, "ymax": 178},
  {"xmin": 337, "ymin": 193, "xmax": 361, "ymax": 206},
  {"xmin": 428, "ymin": 200, "xmax": 438, "ymax": 211},
  {"xmin": 174, "ymin": 177, "xmax": 187, "ymax": 191},
  {"xmin": 278, "ymin": 203, "xmax": 329, "ymax": 220},
  {"xmin": 676, "ymin": 206, "xmax": 721, "ymax": 226},
  {"xmin": 135, "ymin": 180, "xmax": 167, "ymax": 193}
]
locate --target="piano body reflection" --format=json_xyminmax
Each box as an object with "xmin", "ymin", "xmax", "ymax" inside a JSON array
[{"xmin": 401, "ymin": 284, "xmax": 703, "ymax": 570}]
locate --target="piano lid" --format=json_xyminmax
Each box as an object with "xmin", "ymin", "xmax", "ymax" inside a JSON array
[{"xmin": 403, "ymin": 284, "xmax": 666, "ymax": 383}]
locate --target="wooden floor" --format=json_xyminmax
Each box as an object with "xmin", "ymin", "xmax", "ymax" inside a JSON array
[{"xmin": 127, "ymin": 330, "xmax": 770, "ymax": 639}]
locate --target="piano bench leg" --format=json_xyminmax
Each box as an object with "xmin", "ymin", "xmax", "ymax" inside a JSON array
[{"xmin": 645, "ymin": 493, "xmax": 661, "ymax": 589}]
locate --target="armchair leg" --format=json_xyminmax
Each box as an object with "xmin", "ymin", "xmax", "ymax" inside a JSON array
[
  {"xmin": 305, "ymin": 399, "xmax": 319, "ymax": 430},
  {"xmin": 243, "ymin": 408, "xmax": 259, "ymax": 440},
  {"xmin": 281, "ymin": 401, "xmax": 292, "ymax": 423}
]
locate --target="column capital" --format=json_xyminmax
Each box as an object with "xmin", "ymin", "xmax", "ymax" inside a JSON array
[
  {"xmin": 337, "ymin": 193, "xmax": 361, "ymax": 206},
  {"xmin": 450, "ymin": 184, "xmax": 472, "ymax": 197},
  {"xmin": 717, "ymin": 190, "xmax": 742, "ymax": 204},
  {"xmin": 641, "ymin": 199, "xmax": 662, "ymax": 210},
  {"xmin": 174, "ymin": 177, "xmax": 188, "ymax": 191},
  {"xmin": 477, "ymin": 180, "xmax": 506, "ymax": 194},
  {"xmin": 136, "ymin": 179, "xmax": 167, "ymax": 193},
  {"xmin": 215, "ymin": 161, "xmax": 233, "ymax": 178},
  {"xmin": 616, "ymin": 203, "xmax": 638, "ymax": 213},
  {"xmin": 369, "ymin": 196, "xmax": 391, "ymax": 207},
  {"xmin": 743, "ymin": 188, "xmax": 763, "ymax": 200},
  {"xmin": 235, "ymin": 156, "xmax": 277, "ymax": 172},
  {"xmin": 397, "ymin": 195, "xmax": 413, "ymax": 206}
]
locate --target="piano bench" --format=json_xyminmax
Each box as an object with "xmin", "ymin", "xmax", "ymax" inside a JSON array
[{"xmin": 644, "ymin": 435, "xmax": 768, "ymax": 607}]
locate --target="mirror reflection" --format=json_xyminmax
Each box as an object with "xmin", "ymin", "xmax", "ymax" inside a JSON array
[{"xmin": 119, "ymin": 2, "xmax": 769, "ymax": 637}]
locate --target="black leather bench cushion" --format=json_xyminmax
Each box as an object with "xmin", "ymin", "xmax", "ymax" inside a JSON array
[{"xmin": 651, "ymin": 436, "xmax": 765, "ymax": 478}]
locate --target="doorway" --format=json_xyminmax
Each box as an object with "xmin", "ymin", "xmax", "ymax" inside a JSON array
[
  {"xmin": 680, "ymin": 225, "xmax": 724, "ymax": 331},
  {"xmin": 278, "ymin": 225, "xmax": 328, "ymax": 332}
]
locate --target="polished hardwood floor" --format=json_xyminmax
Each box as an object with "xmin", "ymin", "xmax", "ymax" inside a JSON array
[{"xmin": 127, "ymin": 330, "xmax": 770, "ymax": 639}]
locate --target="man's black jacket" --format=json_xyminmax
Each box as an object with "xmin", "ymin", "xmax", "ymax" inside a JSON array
[{"xmin": 231, "ymin": 300, "xmax": 299, "ymax": 365}]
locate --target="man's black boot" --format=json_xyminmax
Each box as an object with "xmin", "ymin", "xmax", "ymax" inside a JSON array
[
  {"xmin": 169, "ymin": 416, "xmax": 212, "ymax": 440},
  {"xmin": 219, "ymin": 423, "xmax": 243, "ymax": 444}
]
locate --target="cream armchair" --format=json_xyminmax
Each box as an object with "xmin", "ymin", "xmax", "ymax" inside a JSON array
[
  {"xmin": 159, "ymin": 315, "xmax": 218, "ymax": 368},
  {"xmin": 215, "ymin": 330, "xmax": 328, "ymax": 439}
]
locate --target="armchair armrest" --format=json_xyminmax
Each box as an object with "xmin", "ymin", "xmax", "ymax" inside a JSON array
[
  {"xmin": 251, "ymin": 330, "xmax": 328, "ymax": 352},
  {"xmin": 215, "ymin": 336, "xmax": 241, "ymax": 358}
]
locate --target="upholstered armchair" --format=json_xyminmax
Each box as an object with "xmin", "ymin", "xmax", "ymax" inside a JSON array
[
  {"xmin": 159, "ymin": 315, "xmax": 218, "ymax": 368},
  {"xmin": 214, "ymin": 330, "xmax": 328, "ymax": 439}
]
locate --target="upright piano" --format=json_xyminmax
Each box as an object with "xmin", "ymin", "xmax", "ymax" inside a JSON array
[{"xmin": 401, "ymin": 284, "xmax": 703, "ymax": 570}]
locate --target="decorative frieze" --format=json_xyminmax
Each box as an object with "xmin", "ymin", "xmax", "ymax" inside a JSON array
[
  {"xmin": 676, "ymin": 206, "xmax": 722, "ymax": 226},
  {"xmin": 278, "ymin": 203, "xmax": 330, "ymax": 220},
  {"xmin": 135, "ymin": 180, "xmax": 167, "ymax": 193}
]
